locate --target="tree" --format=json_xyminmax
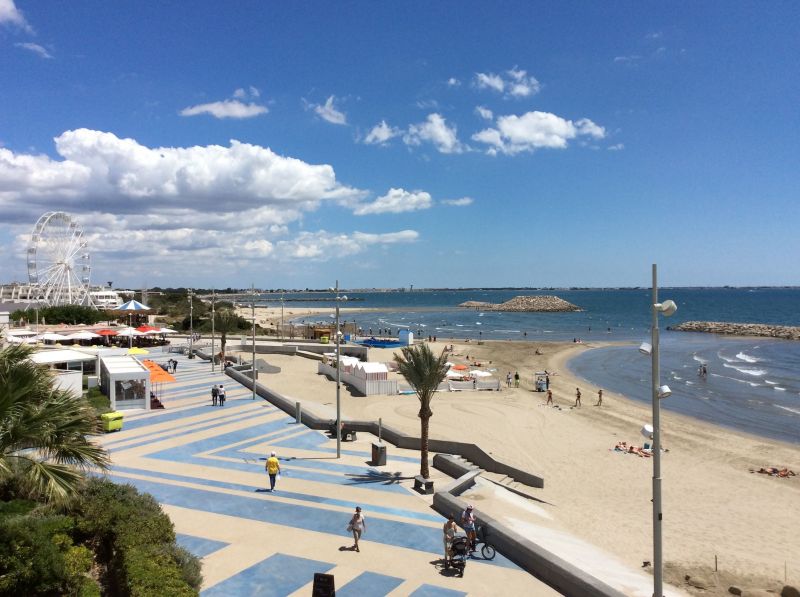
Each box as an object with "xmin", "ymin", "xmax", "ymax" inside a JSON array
[
  {"xmin": 393, "ymin": 344, "xmax": 449, "ymax": 479},
  {"xmin": 210, "ymin": 308, "xmax": 247, "ymax": 364},
  {"xmin": 0, "ymin": 344, "xmax": 109, "ymax": 503}
]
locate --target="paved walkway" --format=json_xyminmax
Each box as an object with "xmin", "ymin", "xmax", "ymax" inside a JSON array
[{"xmin": 99, "ymin": 352, "xmax": 557, "ymax": 596}]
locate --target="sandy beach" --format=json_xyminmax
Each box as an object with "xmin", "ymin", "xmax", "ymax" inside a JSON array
[{"xmin": 231, "ymin": 308, "xmax": 800, "ymax": 592}]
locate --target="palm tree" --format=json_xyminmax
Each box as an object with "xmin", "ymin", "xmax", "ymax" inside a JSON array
[
  {"xmin": 213, "ymin": 308, "xmax": 244, "ymax": 364},
  {"xmin": 0, "ymin": 344, "xmax": 109, "ymax": 503},
  {"xmin": 393, "ymin": 343, "xmax": 449, "ymax": 479}
]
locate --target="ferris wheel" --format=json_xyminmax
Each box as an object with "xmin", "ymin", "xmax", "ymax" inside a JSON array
[{"xmin": 27, "ymin": 212, "xmax": 93, "ymax": 307}]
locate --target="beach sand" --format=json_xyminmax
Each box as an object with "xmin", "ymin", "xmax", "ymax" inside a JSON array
[{"xmin": 231, "ymin": 313, "xmax": 800, "ymax": 592}]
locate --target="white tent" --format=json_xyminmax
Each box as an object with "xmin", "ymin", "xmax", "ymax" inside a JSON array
[
  {"xmin": 470, "ymin": 370, "xmax": 493, "ymax": 378},
  {"xmin": 66, "ymin": 331, "xmax": 101, "ymax": 340},
  {"xmin": 354, "ymin": 361, "xmax": 389, "ymax": 380},
  {"xmin": 37, "ymin": 332, "xmax": 70, "ymax": 341},
  {"xmin": 99, "ymin": 354, "xmax": 150, "ymax": 411},
  {"xmin": 116, "ymin": 328, "xmax": 144, "ymax": 337}
]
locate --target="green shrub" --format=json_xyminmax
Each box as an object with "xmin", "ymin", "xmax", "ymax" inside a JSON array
[
  {"xmin": 85, "ymin": 387, "xmax": 112, "ymax": 416},
  {"xmin": 0, "ymin": 498, "xmax": 37, "ymax": 519},
  {"xmin": 121, "ymin": 546, "xmax": 197, "ymax": 597}
]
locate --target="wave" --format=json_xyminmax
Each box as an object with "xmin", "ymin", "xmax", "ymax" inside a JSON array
[
  {"xmin": 493, "ymin": 329, "xmax": 521, "ymax": 333},
  {"xmin": 736, "ymin": 352, "xmax": 762, "ymax": 363},
  {"xmin": 693, "ymin": 354, "xmax": 707, "ymax": 364},
  {"xmin": 716, "ymin": 352, "xmax": 736, "ymax": 363},
  {"xmin": 775, "ymin": 405, "xmax": 800, "ymax": 415},
  {"xmin": 722, "ymin": 363, "xmax": 767, "ymax": 376},
  {"xmin": 765, "ymin": 380, "xmax": 777, "ymax": 385},
  {"xmin": 773, "ymin": 387, "xmax": 786, "ymax": 391}
]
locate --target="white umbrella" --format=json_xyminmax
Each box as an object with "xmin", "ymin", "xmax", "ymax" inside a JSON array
[
  {"xmin": 142, "ymin": 329, "xmax": 162, "ymax": 336},
  {"xmin": 158, "ymin": 327, "xmax": 178, "ymax": 334},
  {"xmin": 117, "ymin": 299, "xmax": 151, "ymax": 311},
  {"xmin": 66, "ymin": 331, "xmax": 101, "ymax": 340},
  {"xmin": 6, "ymin": 329, "xmax": 37, "ymax": 337},
  {"xmin": 37, "ymin": 332, "xmax": 70, "ymax": 341},
  {"xmin": 116, "ymin": 328, "xmax": 144, "ymax": 337},
  {"xmin": 641, "ymin": 424, "xmax": 654, "ymax": 439},
  {"xmin": 470, "ymin": 370, "xmax": 492, "ymax": 377},
  {"xmin": 7, "ymin": 335, "xmax": 35, "ymax": 344}
]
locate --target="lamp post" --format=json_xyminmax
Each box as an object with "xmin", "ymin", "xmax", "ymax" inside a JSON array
[
  {"xmin": 251, "ymin": 284, "xmax": 257, "ymax": 400},
  {"xmin": 280, "ymin": 292, "xmax": 285, "ymax": 342},
  {"xmin": 188, "ymin": 289, "xmax": 194, "ymax": 358},
  {"xmin": 211, "ymin": 289, "xmax": 216, "ymax": 372},
  {"xmin": 331, "ymin": 281, "xmax": 348, "ymax": 458},
  {"xmin": 648, "ymin": 264, "xmax": 677, "ymax": 597}
]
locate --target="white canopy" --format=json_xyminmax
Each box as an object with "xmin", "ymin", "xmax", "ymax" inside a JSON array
[
  {"xmin": 6, "ymin": 329, "xmax": 37, "ymax": 337},
  {"xmin": 158, "ymin": 327, "xmax": 178, "ymax": 334},
  {"xmin": 470, "ymin": 369, "xmax": 492, "ymax": 377},
  {"xmin": 30, "ymin": 348, "xmax": 96, "ymax": 365},
  {"xmin": 356, "ymin": 362, "xmax": 389, "ymax": 374}
]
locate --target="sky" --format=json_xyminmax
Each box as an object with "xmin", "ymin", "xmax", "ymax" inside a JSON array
[{"xmin": 1, "ymin": 1, "xmax": 798, "ymax": 290}]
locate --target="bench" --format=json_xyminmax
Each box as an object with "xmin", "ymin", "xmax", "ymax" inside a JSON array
[{"xmin": 414, "ymin": 475, "xmax": 434, "ymax": 494}]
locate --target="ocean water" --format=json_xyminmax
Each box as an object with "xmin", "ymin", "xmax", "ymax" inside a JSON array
[{"xmin": 265, "ymin": 288, "xmax": 800, "ymax": 444}]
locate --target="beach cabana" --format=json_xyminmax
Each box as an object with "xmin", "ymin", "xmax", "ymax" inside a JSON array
[
  {"xmin": 30, "ymin": 348, "xmax": 98, "ymax": 397},
  {"xmin": 354, "ymin": 361, "xmax": 389, "ymax": 381},
  {"xmin": 99, "ymin": 354, "xmax": 150, "ymax": 411}
]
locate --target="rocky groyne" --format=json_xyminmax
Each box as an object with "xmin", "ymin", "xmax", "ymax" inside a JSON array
[
  {"xmin": 458, "ymin": 295, "xmax": 581, "ymax": 312},
  {"xmin": 668, "ymin": 321, "xmax": 800, "ymax": 340}
]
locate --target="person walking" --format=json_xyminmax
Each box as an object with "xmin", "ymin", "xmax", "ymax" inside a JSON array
[
  {"xmin": 443, "ymin": 515, "xmax": 458, "ymax": 563},
  {"xmin": 506, "ymin": 372, "xmax": 512, "ymax": 388},
  {"xmin": 172, "ymin": 359, "xmax": 178, "ymax": 373},
  {"xmin": 546, "ymin": 389, "xmax": 553, "ymax": 405},
  {"xmin": 348, "ymin": 506, "xmax": 366, "ymax": 552},
  {"xmin": 574, "ymin": 387, "xmax": 582, "ymax": 407},
  {"xmin": 211, "ymin": 384, "xmax": 219, "ymax": 406},
  {"xmin": 514, "ymin": 371, "xmax": 520, "ymax": 388},
  {"xmin": 266, "ymin": 451, "xmax": 280, "ymax": 491},
  {"xmin": 218, "ymin": 384, "xmax": 226, "ymax": 406},
  {"xmin": 595, "ymin": 389, "xmax": 603, "ymax": 406}
]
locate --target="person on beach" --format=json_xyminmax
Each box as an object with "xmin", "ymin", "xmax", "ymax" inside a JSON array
[
  {"xmin": 443, "ymin": 515, "xmax": 458, "ymax": 563},
  {"xmin": 546, "ymin": 389, "xmax": 553, "ymax": 405},
  {"xmin": 172, "ymin": 359, "xmax": 178, "ymax": 373},
  {"xmin": 218, "ymin": 384, "xmax": 226, "ymax": 406},
  {"xmin": 596, "ymin": 389, "xmax": 603, "ymax": 406},
  {"xmin": 266, "ymin": 451, "xmax": 280, "ymax": 491},
  {"xmin": 461, "ymin": 505, "xmax": 477, "ymax": 551},
  {"xmin": 575, "ymin": 387, "xmax": 582, "ymax": 407},
  {"xmin": 211, "ymin": 384, "xmax": 218, "ymax": 406},
  {"xmin": 348, "ymin": 507, "xmax": 366, "ymax": 552},
  {"xmin": 545, "ymin": 374, "xmax": 550, "ymax": 390},
  {"xmin": 514, "ymin": 371, "xmax": 520, "ymax": 388},
  {"xmin": 506, "ymin": 372, "xmax": 512, "ymax": 387}
]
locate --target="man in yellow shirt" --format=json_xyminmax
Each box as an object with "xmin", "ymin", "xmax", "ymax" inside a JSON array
[{"xmin": 266, "ymin": 451, "xmax": 281, "ymax": 492}]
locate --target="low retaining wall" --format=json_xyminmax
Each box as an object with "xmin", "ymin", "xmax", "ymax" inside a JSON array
[{"xmin": 433, "ymin": 491, "xmax": 626, "ymax": 597}]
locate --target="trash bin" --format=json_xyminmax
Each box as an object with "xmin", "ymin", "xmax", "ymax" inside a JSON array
[
  {"xmin": 100, "ymin": 411, "xmax": 124, "ymax": 433},
  {"xmin": 371, "ymin": 442, "xmax": 387, "ymax": 466},
  {"xmin": 320, "ymin": 336, "xmax": 329, "ymax": 344}
]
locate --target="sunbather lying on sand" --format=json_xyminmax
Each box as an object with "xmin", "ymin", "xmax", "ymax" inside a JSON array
[{"xmin": 752, "ymin": 467, "xmax": 796, "ymax": 477}]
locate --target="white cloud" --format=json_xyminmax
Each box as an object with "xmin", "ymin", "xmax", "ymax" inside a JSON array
[
  {"xmin": 447, "ymin": 77, "xmax": 461, "ymax": 87},
  {"xmin": 614, "ymin": 55, "xmax": 642, "ymax": 65},
  {"xmin": 354, "ymin": 188, "xmax": 432, "ymax": 215},
  {"xmin": 313, "ymin": 95, "xmax": 347, "ymax": 125},
  {"xmin": 363, "ymin": 120, "xmax": 401, "ymax": 145},
  {"xmin": 472, "ymin": 111, "xmax": 605, "ymax": 155},
  {"xmin": 404, "ymin": 113, "xmax": 464, "ymax": 154},
  {"xmin": 14, "ymin": 42, "xmax": 52, "ymax": 59},
  {"xmin": 475, "ymin": 106, "xmax": 493, "ymax": 120},
  {"xmin": 441, "ymin": 197, "xmax": 474, "ymax": 207},
  {"xmin": 475, "ymin": 72, "xmax": 505, "ymax": 93},
  {"xmin": 607, "ymin": 143, "xmax": 625, "ymax": 151},
  {"xmin": 474, "ymin": 68, "xmax": 540, "ymax": 98},
  {"xmin": 233, "ymin": 86, "xmax": 261, "ymax": 99},
  {"xmin": 0, "ymin": 0, "xmax": 32, "ymax": 32},
  {"xmin": 275, "ymin": 229, "xmax": 418, "ymax": 260},
  {"xmin": 180, "ymin": 99, "xmax": 267, "ymax": 119}
]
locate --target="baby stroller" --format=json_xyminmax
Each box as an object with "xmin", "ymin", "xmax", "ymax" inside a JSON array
[{"xmin": 446, "ymin": 535, "xmax": 470, "ymax": 576}]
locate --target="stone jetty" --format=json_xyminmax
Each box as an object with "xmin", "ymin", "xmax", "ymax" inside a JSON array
[
  {"xmin": 668, "ymin": 321, "xmax": 800, "ymax": 340},
  {"xmin": 458, "ymin": 295, "xmax": 582, "ymax": 312}
]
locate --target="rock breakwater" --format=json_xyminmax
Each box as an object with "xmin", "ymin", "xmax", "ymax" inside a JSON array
[
  {"xmin": 669, "ymin": 321, "xmax": 800, "ymax": 340},
  {"xmin": 458, "ymin": 295, "xmax": 581, "ymax": 312}
]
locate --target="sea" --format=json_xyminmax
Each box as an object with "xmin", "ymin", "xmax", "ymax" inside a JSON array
[{"xmin": 256, "ymin": 288, "xmax": 800, "ymax": 445}]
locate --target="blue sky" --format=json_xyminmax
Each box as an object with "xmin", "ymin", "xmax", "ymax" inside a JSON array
[{"xmin": 1, "ymin": 1, "xmax": 798, "ymax": 289}]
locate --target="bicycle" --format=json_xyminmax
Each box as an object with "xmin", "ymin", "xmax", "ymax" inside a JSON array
[{"xmin": 472, "ymin": 525, "xmax": 496, "ymax": 560}]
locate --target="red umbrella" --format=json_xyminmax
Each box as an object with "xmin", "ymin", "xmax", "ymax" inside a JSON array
[
  {"xmin": 136, "ymin": 325, "xmax": 160, "ymax": 332},
  {"xmin": 96, "ymin": 329, "xmax": 118, "ymax": 336}
]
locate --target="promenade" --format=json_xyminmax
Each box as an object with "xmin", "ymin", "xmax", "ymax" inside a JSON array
[{"xmin": 98, "ymin": 352, "xmax": 555, "ymax": 596}]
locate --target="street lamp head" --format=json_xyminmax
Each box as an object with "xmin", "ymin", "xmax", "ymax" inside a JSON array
[
  {"xmin": 639, "ymin": 342, "xmax": 653, "ymax": 355},
  {"xmin": 658, "ymin": 384, "xmax": 672, "ymax": 398},
  {"xmin": 654, "ymin": 300, "xmax": 677, "ymax": 317},
  {"xmin": 341, "ymin": 295, "xmax": 348, "ymax": 301}
]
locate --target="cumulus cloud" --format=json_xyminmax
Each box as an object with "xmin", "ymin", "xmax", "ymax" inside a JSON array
[
  {"xmin": 0, "ymin": 129, "xmax": 424, "ymax": 282},
  {"xmin": 404, "ymin": 113, "xmax": 464, "ymax": 154},
  {"xmin": 354, "ymin": 188, "xmax": 432, "ymax": 215},
  {"xmin": 363, "ymin": 120, "xmax": 401, "ymax": 145},
  {"xmin": 312, "ymin": 95, "xmax": 347, "ymax": 125},
  {"xmin": 0, "ymin": 0, "xmax": 32, "ymax": 32},
  {"xmin": 475, "ymin": 106, "xmax": 493, "ymax": 120},
  {"xmin": 275, "ymin": 229, "xmax": 418, "ymax": 260},
  {"xmin": 180, "ymin": 99, "xmax": 267, "ymax": 119},
  {"xmin": 613, "ymin": 55, "xmax": 642, "ymax": 65},
  {"xmin": 447, "ymin": 77, "xmax": 461, "ymax": 87},
  {"xmin": 14, "ymin": 42, "xmax": 52, "ymax": 59},
  {"xmin": 474, "ymin": 68, "xmax": 540, "ymax": 98},
  {"xmin": 607, "ymin": 143, "xmax": 624, "ymax": 151},
  {"xmin": 472, "ymin": 111, "xmax": 605, "ymax": 155},
  {"xmin": 233, "ymin": 86, "xmax": 260, "ymax": 99},
  {"xmin": 441, "ymin": 197, "xmax": 473, "ymax": 207}
]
